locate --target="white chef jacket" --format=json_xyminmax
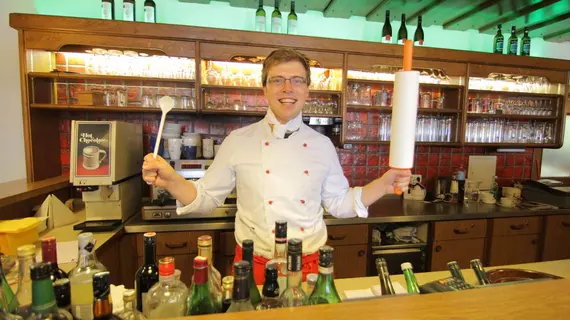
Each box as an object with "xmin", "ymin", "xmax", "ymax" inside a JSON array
[{"xmin": 177, "ymin": 115, "xmax": 369, "ymax": 259}]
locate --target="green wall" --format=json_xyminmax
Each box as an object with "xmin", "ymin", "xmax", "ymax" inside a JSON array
[{"xmin": 32, "ymin": 0, "xmax": 570, "ymax": 60}]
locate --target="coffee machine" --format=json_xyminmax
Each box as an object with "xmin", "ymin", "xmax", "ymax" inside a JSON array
[{"xmin": 70, "ymin": 120, "xmax": 143, "ymax": 231}]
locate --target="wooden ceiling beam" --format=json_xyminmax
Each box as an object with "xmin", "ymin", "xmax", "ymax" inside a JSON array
[
  {"xmin": 543, "ymin": 26, "xmax": 570, "ymax": 40},
  {"xmin": 365, "ymin": 0, "xmax": 391, "ymax": 21},
  {"xmin": 478, "ymin": 0, "xmax": 561, "ymax": 33},
  {"xmin": 516, "ymin": 11, "xmax": 570, "ymax": 35},
  {"xmin": 442, "ymin": 0, "xmax": 498, "ymax": 29},
  {"xmin": 406, "ymin": 0, "xmax": 446, "ymax": 23}
]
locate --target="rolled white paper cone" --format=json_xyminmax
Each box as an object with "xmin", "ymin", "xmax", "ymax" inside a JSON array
[{"xmin": 389, "ymin": 70, "xmax": 420, "ymax": 169}]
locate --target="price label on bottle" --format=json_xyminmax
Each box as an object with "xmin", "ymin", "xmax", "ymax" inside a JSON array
[
  {"xmin": 288, "ymin": 20, "xmax": 297, "ymax": 35},
  {"xmin": 271, "ymin": 17, "xmax": 282, "ymax": 33},
  {"xmin": 382, "ymin": 35, "xmax": 391, "ymax": 43},
  {"xmin": 256, "ymin": 16, "xmax": 266, "ymax": 32},
  {"xmin": 144, "ymin": 6, "xmax": 155, "ymax": 23},
  {"xmin": 101, "ymin": 3, "xmax": 112, "ymax": 20},
  {"xmin": 123, "ymin": 3, "xmax": 134, "ymax": 21}
]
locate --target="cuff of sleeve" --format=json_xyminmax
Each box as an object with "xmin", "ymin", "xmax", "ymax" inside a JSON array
[
  {"xmin": 175, "ymin": 180, "xmax": 202, "ymax": 216},
  {"xmin": 353, "ymin": 186, "xmax": 369, "ymax": 218}
]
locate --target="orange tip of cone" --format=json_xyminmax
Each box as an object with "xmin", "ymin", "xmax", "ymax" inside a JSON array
[{"xmin": 403, "ymin": 40, "xmax": 413, "ymax": 71}]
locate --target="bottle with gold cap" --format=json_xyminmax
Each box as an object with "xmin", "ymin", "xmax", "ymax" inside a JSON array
[
  {"xmin": 196, "ymin": 235, "xmax": 222, "ymax": 311},
  {"xmin": 116, "ymin": 289, "xmax": 147, "ymax": 320},
  {"xmin": 15, "ymin": 244, "xmax": 37, "ymax": 318},
  {"xmin": 221, "ymin": 276, "xmax": 233, "ymax": 313}
]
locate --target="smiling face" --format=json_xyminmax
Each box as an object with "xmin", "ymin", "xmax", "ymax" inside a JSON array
[{"xmin": 263, "ymin": 60, "xmax": 310, "ymax": 124}]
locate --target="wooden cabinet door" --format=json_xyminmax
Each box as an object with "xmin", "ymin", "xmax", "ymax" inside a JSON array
[
  {"xmin": 215, "ymin": 254, "xmax": 235, "ymax": 278},
  {"xmin": 488, "ymin": 234, "xmax": 540, "ymax": 266},
  {"xmin": 333, "ymin": 245, "xmax": 367, "ymax": 279},
  {"xmin": 542, "ymin": 215, "xmax": 570, "ymax": 261},
  {"xmin": 430, "ymin": 239, "xmax": 486, "ymax": 271}
]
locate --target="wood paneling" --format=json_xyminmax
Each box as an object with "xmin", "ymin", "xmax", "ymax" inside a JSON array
[
  {"xmin": 490, "ymin": 217, "xmax": 542, "ymax": 237},
  {"xmin": 326, "ymin": 224, "xmax": 369, "ymax": 246},
  {"xmin": 433, "ymin": 220, "xmax": 487, "ymax": 241},
  {"xmin": 488, "ymin": 234, "xmax": 540, "ymax": 266},
  {"xmin": 30, "ymin": 109, "xmax": 62, "ymax": 181},
  {"xmin": 333, "ymin": 244, "xmax": 368, "ymax": 279},
  {"xmin": 542, "ymin": 214, "xmax": 570, "ymax": 261},
  {"xmin": 0, "ymin": 175, "xmax": 69, "ymax": 208},
  {"xmin": 430, "ymin": 238, "xmax": 486, "ymax": 271}
]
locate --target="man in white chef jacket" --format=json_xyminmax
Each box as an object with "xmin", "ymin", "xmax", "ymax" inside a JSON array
[{"xmin": 143, "ymin": 48, "xmax": 411, "ymax": 284}]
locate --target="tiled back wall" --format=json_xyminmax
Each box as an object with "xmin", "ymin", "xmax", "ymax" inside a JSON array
[{"xmin": 59, "ymin": 114, "xmax": 534, "ymax": 189}]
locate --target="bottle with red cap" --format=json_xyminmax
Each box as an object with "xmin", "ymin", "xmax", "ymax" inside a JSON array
[
  {"xmin": 41, "ymin": 237, "xmax": 68, "ymax": 282},
  {"xmin": 143, "ymin": 257, "xmax": 187, "ymax": 318},
  {"xmin": 186, "ymin": 256, "xmax": 217, "ymax": 315}
]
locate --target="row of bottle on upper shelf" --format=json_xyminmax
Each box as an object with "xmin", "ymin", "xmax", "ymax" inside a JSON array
[
  {"xmin": 493, "ymin": 25, "xmax": 531, "ymax": 56},
  {"xmin": 101, "ymin": 0, "xmax": 156, "ymax": 23},
  {"xmin": 380, "ymin": 10, "xmax": 424, "ymax": 46}
]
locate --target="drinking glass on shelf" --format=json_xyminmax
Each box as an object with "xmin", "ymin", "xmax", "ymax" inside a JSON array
[
  {"xmin": 206, "ymin": 65, "xmax": 220, "ymax": 85},
  {"xmin": 465, "ymin": 180, "xmax": 481, "ymax": 204},
  {"xmin": 142, "ymin": 95, "xmax": 154, "ymax": 108}
]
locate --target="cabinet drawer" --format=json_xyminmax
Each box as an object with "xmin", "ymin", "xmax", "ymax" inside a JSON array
[
  {"xmin": 542, "ymin": 214, "xmax": 570, "ymax": 261},
  {"xmin": 491, "ymin": 217, "xmax": 542, "ymax": 236},
  {"xmin": 488, "ymin": 234, "xmax": 540, "ymax": 266},
  {"xmin": 326, "ymin": 225, "xmax": 368, "ymax": 246},
  {"xmin": 433, "ymin": 220, "xmax": 487, "ymax": 240},
  {"xmin": 156, "ymin": 231, "xmax": 217, "ymax": 256}
]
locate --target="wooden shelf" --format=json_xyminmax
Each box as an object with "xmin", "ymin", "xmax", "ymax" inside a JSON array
[
  {"xmin": 347, "ymin": 78, "xmax": 465, "ymax": 89},
  {"xmin": 201, "ymin": 84, "xmax": 342, "ymax": 95},
  {"xmin": 464, "ymin": 142, "xmax": 559, "ymax": 148},
  {"xmin": 0, "ymin": 175, "xmax": 69, "ymax": 208},
  {"xmin": 346, "ymin": 105, "xmax": 461, "ymax": 114},
  {"xmin": 343, "ymin": 140, "xmax": 461, "ymax": 146},
  {"xmin": 466, "ymin": 113, "xmax": 559, "ymax": 120},
  {"xmin": 303, "ymin": 113, "xmax": 341, "ymax": 118},
  {"xmin": 28, "ymin": 72, "xmax": 195, "ymax": 83},
  {"xmin": 468, "ymin": 89, "xmax": 563, "ymax": 98},
  {"xmin": 201, "ymin": 109, "xmax": 266, "ymax": 116},
  {"xmin": 30, "ymin": 103, "xmax": 197, "ymax": 113}
]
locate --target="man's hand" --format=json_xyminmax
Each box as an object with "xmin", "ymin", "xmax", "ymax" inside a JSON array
[
  {"xmin": 361, "ymin": 169, "xmax": 412, "ymax": 207},
  {"xmin": 142, "ymin": 154, "xmax": 181, "ymax": 188}
]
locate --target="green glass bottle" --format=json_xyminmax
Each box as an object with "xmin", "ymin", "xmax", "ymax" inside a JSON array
[
  {"xmin": 255, "ymin": 0, "xmax": 266, "ymax": 32},
  {"xmin": 287, "ymin": 0, "xmax": 298, "ymax": 35},
  {"xmin": 241, "ymin": 240, "xmax": 261, "ymax": 309},
  {"xmin": 308, "ymin": 246, "xmax": 341, "ymax": 305},
  {"xmin": 271, "ymin": 0, "xmax": 282, "ymax": 33},
  {"xmin": 493, "ymin": 24, "xmax": 504, "ymax": 53},
  {"xmin": 0, "ymin": 281, "xmax": 21, "ymax": 320},
  {"xmin": 507, "ymin": 26, "xmax": 518, "ymax": 55},
  {"xmin": 520, "ymin": 27, "xmax": 531, "ymax": 56},
  {"xmin": 470, "ymin": 259, "xmax": 490, "ymax": 285},
  {"xmin": 0, "ymin": 256, "xmax": 18, "ymax": 314},
  {"xmin": 27, "ymin": 262, "xmax": 73, "ymax": 320},
  {"xmin": 447, "ymin": 261, "xmax": 465, "ymax": 281},
  {"xmin": 401, "ymin": 262, "xmax": 420, "ymax": 294},
  {"xmin": 187, "ymin": 257, "xmax": 217, "ymax": 315}
]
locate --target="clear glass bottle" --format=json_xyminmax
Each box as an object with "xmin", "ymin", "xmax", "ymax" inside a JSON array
[
  {"xmin": 287, "ymin": 0, "xmax": 297, "ymax": 35},
  {"xmin": 401, "ymin": 262, "xmax": 420, "ymax": 294},
  {"xmin": 267, "ymin": 220, "xmax": 288, "ymax": 295},
  {"xmin": 308, "ymin": 246, "xmax": 341, "ymax": 305},
  {"xmin": 226, "ymin": 261, "xmax": 255, "ymax": 313},
  {"xmin": 0, "ymin": 254, "xmax": 19, "ymax": 314},
  {"xmin": 92, "ymin": 272, "xmax": 121, "ymax": 320},
  {"xmin": 69, "ymin": 232, "xmax": 107, "ymax": 320},
  {"xmin": 15, "ymin": 244, "xmax": 36, "ymax": 318},
  {"xmin": 279, "ymin": 238, "xmax": 308, "ymax": 307},
  {"xmin": 196, "ymin": 235, "xmax": 222, "ymax": 312},
  {"xmin": 241, "ymin": 240, "xmax": 261, "ymax": 309},
  {"xmin": 116, "ymin": 289, "xmax": 147, "ymax": 320},
  {"xmin": 0, "ymin": 279, "xmax": 22, "ymax": 320},
  {"xmin": 255, "ymin": 0, "xmax": 266, "ymax": 32},
  {"xmin": 221, "ymin": 276, "xmax": 233, "ymax": 313},
  {"xmin": 144, "ymin": 257, "xmax": 188, "ymax": 318},
  {"xmin": 260, "ymin": 263, "xmax": 280, "ymax": 310},
  {"xmin": 135, "ymin": 232, "xmax": 159, "ymax": 313},
  {"xmin": 53, "ymin": 279, "xmax": 71, "ymax": 315},
  {"xmin": 26, "ymin": 262, "xmax": 73, "ymax": 320},
  {"xmin": 271, "ymin": 0, "xmax": 282, "ymax": 33},
  {"xmin": 186, "ymin": 257, "xmax": 217, "ymax": 316},
  {"xmin": 375, "ymin": 258, "xmax": 395, "ymax": 295},
  {"xmin": 41, "ymin": 237, "xmax": 68, "ymax": 282}
]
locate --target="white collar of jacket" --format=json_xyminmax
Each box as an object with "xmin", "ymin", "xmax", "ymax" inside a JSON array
[{"xmin": 264, "ymin": 108, "xmax": 303, "ymax": 139}]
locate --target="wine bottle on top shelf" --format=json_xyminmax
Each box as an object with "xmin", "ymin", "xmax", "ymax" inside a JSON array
[
  {"xmin": 287, "ymin": 0, "xmax": 298, "ymax": 35},
  {"xmin": 101, "ymin": 0, "xmax": 114, "ymax": 20},
  {"xmin": 271, "ymin": 0, "xmax": 282, "ymax": 33},
  {"xmin": 123, "ymin": 0, "xmax": 136, "ymax": 21},
  {"xmin": 520, "ymin": 27, "xmax": 531, "ymax": 56},
  {"xmin": 381, "ymin": 10, "xmax": 392, "ymax": 44},
  {"xmin": 414, "ymin": 15, "xmax": 424, "ymax": 46},
  {"xmin": 507, "ymin": 26, "xmax": 518, "ymax": 55},
  {"xmin": 397, "ymin": 13, "xmax": 408, "ymax": 45},
  {"xmin": 255, "ymin": 0, "xmax": 266, "ymax": 32},
  {"xmin": 144, "ymin": 0, "xmax": 156, "ymax": 23},
  {"xmin": 493, "ymin": 24, "xmax": 504, "ymax": 53}
]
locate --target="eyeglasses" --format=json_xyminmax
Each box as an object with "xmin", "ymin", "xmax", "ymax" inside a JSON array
[{"xmin": 267, "ymin": 76, "xmax": 308, "ymax": 87}]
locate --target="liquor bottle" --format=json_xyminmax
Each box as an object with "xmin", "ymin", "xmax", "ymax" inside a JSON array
[
  {"xmin": 15, "ymin": 244, "xmax": 37, "ymax": 318},
  {"xmin": 241, "ymin": 240, "xmax": 261, "ymax": 309},
  {"xmin": 0, "ymin": 254, "xmax": 18, "ymax": 314},
  {"xmin": 123, "ymin": 0, "xmax": 136, "ymax": 21},
  {"xmin": 197, "ymin": 235, "xmax": 222, "ymax": 312},
  {"xmin": 221, "ymin": 276, "xmax": 233, "ymax": 313},
  {"xmin": 397, "ymin": 13, "xmax": 408, "ymax": 45},
  {"xmin": 187, "ymin": 257, "xmax": 218, "ymax": 316},
  {"xmin": 69, "ymin": 232, "xmax": 107, "ymax": 320},
  {"xmin": 470, "ymin": 259, "xmax": 490, "ymax": 285},
  {"xmin": 41, "ymin": 237, "xmax": 68, "ymax": 282},
  {"xmin": 135, "ymin": 232, "xmax": 159, "ymax": 313},
  {"xmin": 414, "ymin": 15, "xmax": 424, "ymax": 46},
  {"xmin": 118, "ymin": 290, "xmax": 147, "ymax": 320},
  {"xmin": 255, "ymin": 0, "xmax": 266, "ymax": 32},
  {"xmin": 287, "ymin": 0, "xmax": 298, "ymax": 35},
  {"xmin": 116, "ymin": 290, "xmax": 147, "ymax": 320},
  {"xmin": 144, "ymin": 0, "xmax": 156, "ymax": 23},
  {"xmin": 401, "ymin": 262, "xmax": 420, "ymax": 294},
  {"xmin": 375, "ymin": 258, "xmax": 395, "ymax": 296},
  {"xmin": 226, "ymin": 261, "xmax": 255, "ymax": 313},
  {"xmin": 260, "ymin": 263, "xmax": 280, "ymax": 310},
  {"xmin": 267, "ymin": 220, "xmax": 287, "ymax": 294},
  {"xmin": 308, "ymin": 246, "xmax": 341, "ymax": 305},
  {"xmin": 520, "ymin": 27, "xmax": 531, "ymax": 56},
  {"xmin": 271, "ymin": 0, "xmax": 282, "ymax": 33},
  {"xmin": 447, "ymin": 261, "xmax": 465, "ymax": 281},
  {"xmin": 305, "ymin": 274, "xmax": 317, "ymax": 297},
  {"xmin": 101, "ymin": 0, "xmax": 114, "ymax": 20},
  {"xmin": 26, "ymin": 262, "xmax": 73, "ymax": 320},
  {"xmin": 507, "ymin": 26, "xmax": 518, "ymax": 55},
  {"xmin": 278, "ymin": 238, "xmax": 308, "ymax": 307},
  {"xmin": 144, "ymin": 257, "xmax": 188, "ymax": 318},
  {"xmin": 0, "ymin": 286, "xmax": 22, "ymax": 320},
  {"xmin": 53, "ymin": 279, "xmax": 71, "ymax": 314},
  {"xmin": 381, "ymin": 10, "xmax": 392, "ymax": 44},
  {"xmin": 493, "ymin": 24, "xmax": 504, "ymax": 53},
  {"xmin": 92, "ymin": 272, "xmax": 120, "ymax": 320}
]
